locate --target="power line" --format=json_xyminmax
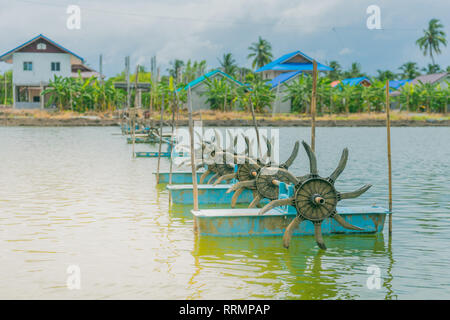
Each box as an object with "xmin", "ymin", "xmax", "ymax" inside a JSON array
[{"xmin": 14, "ymin": 0, "xmax": 422, "ymax": 31}]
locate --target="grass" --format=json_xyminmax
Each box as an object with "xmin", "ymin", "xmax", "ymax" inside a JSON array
[{"xmin": 1, "ymin": 107, "xmax": 449, "ymax": 122}]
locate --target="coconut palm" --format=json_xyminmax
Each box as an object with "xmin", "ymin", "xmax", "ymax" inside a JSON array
[
  {"xmin": 343, "ymin": 62, "xmax": 364, "ymax": 78},
  {"xmin": 167, "ymin": 59, "xmax": 185, "ymax": 82},
  {"xmin": 422, "ymin": 63, "xmax": 442, "ymax": 74},
  {"xmin": 328, "ymin": 61, "xmax": 342, "ymax": 81},
  {"xmin": 247, "ymin": 36, "xmax": 273, "ymax": 70},
  {"xmin": 399, "ymin": 62, "xmax": 420, "ymax": 79},
  {"xmin": 416, "ymin": 18, "xmax": 447, "ymax": 65},
  {"xmin": 218, "ymin": 53, "xmax": 237, "ymax": 76},
  {"xmin": 376, "ymin": 70, "xmax": 397, "ymax": 81}
]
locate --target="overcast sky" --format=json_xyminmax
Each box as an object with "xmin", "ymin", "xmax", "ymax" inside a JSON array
[{"xmin": 0, "ymin": 0, "xmax": 449, "ymax": 78}]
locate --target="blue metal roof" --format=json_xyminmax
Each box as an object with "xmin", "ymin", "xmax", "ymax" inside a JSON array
[
  {"xmin": 266, "ymin": 71, "xmax": 303, "ymax": 89},
  {"xmin": 177, "ymin": 70, "xmax": 243, "ymax": 92},
  {"xmin": 388, "ymin": 79, "xmax": 411, "ymax": 90},
  {"xmin": 340, "ymin": 77, "xmax": 371, "ymax": 86},
  {"xmin": 0, "ymin": 34, "xmax": 84, "ymax": 62},
  {"xmin": 255, "ymin": 50, "xmax": 332, "ymax": 73}
]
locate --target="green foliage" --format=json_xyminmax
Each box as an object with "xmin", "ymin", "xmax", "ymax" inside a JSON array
[
  {"xmin": 201, "ymin": 76, "xmax": 234, "ymax": 111},
  {"xmin": 42, "ymin": 75, "xmax": 125, "ymax": 112},
  {"xmin": 0, "ymin": 70, "xmax": 13, "ymax": 105}
]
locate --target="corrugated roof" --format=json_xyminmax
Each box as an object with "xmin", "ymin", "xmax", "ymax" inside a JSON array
[
  {"xmin": 388, "ymin": 80, "xmax": 411, "ymax": 90},
  {"xmin": 0, "ymin": 34, "xmax": 84, "ymax": 62},
  {"xmin": 411, "ymin": 73, "xmax": 449, "ymax": 86},
  {"xmin": 177, "ymin": 70, "xmax": 243, "ymax": 91},
  {"xmin": 255, "ymin": 50, "xmax": 332, "ymax": 73},
  {"xmin": 341, "ymin": 77, "xmax": 371, "ymax": 86},
  {"xmin": 266, "ymin": 71, "xmax": 302, "ymax": 89},
  {"xmin": 331, "ymin": 77, "xmax": 371, "ymax": 88}
]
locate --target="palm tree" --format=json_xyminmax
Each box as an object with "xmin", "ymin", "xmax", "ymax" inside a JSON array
[
  {"xmin": 247, "ymin": 36, "xmax": 273, "ymax": 70},
  {"xmin": 218, "ymin": 53, "xmax": 237, "ymax": 76},
  {"xmin": 328, "ymin": 61, "xmax": 342, "ymax": 81},
  {"xmin": 416, "ymin": 18, "xmax": 447, "ymax": 65},
  {"xmin": 399, "ymin": 62, "xmax": 420, "ymax": 79},
  {"xmin": 376, "ymin": 70, "xmax": 397, "ymax": 82},
  {"xmin": 343, "ymin": 62, "xmax": 364, "ymax": 78},
  {"xmin": 167, "ymin": 59, "xmax": 185, "ymax": 82},
  {"xmin": 422, "ymin": 63, "xmax": 442, "ymax": 74}
]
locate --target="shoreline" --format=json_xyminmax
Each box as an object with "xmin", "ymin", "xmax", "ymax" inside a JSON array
[{"xmin": 1, "ymin": 117, "xmax": 449, "ymax": 127}]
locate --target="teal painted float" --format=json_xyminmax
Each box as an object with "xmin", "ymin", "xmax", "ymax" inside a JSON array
[
  {"xmin": 191, "ymin": 206, "xmax": 388, "ymax": 237},
  {"xmin": 153, "ymin": 170, "xmax": 225, "ymax": 184},
  {"xmin": 167, "ymin": 184, "xmax": 253, "ymax": 204}
]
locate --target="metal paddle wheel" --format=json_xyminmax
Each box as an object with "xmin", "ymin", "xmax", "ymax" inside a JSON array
[{"xmin": 259, "ymin": 141, "xmax": 372, "ymax": 250}]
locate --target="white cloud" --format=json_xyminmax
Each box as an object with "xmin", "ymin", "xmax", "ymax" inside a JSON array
[{"xmin": 0, "ymin": 0, "xmax": 449, "ymax": 76}]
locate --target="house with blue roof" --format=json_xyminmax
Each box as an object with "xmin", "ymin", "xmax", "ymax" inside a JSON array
[
  {"xmin": 177, "ymin": 69, "xmax": 244, "ymax": 111},
  {"xmin": 256, "ymin": 50, "xmax": 332, "ymax": 113},
  {"xmin": 0, "ymin": 34, "xmax": 100, "ymax": 109}
]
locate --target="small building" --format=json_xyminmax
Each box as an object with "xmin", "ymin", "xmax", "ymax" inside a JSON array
[
  {"xmin": 331, "ymin": 77, "xmax": 372, "ymax": 88},
  {"xmin": 0, "ymin": 34, "xmax": 100, "ymax": 109},
  {"xmin": 390, "ymin": 73, "xmax": 449, "ymax": 97},
  {"xmin": 178, "ymin": 69, "xmax": 244, "ymax": 111},
  {"xmin": 256, "ymin": 50, "xmax": 332, "ymax": 113}
]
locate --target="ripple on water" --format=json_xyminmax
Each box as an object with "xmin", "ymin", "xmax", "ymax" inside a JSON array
[{"xmin": 0, "ymin": 126, "xmax": 449, "ymax": 299}]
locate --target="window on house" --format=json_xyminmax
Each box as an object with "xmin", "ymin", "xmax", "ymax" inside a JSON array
[
  {"xmin": 23, "ymin": 62, "xmax": 33, "ymax": 71},
  {"xmin": 37, "ymin": 43, "xmax": 47, "ymax": 50},
  {"xmin": 33, "ymin": 96, "xmax": 40, "ymax": 102},
  {"xmin": 51, "ymin": 62, "xmax": 60, "ymax": 71}
]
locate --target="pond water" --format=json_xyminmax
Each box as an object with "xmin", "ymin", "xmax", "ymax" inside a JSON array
[{"xmin": 0, "ymin": 126, "xmax": 449, "ymax": 299}]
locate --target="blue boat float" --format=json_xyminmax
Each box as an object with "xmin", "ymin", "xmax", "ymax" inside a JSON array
[
  {"xmin": 166, "ymin": 184, "xmax": 254, "ymax": 204},
  {"xmin": 153, "ymin": 170, "xmax": 227, "ymax": 184},
  {"xmin": 191, "ymin": 205, "xmax": 388, "ymax": 237},
  {"xmin": 135, "ymin": 151, "xmax": 188, "ymax": 158}
]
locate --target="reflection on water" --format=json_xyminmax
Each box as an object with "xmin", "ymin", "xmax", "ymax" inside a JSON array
[{"xmin": 0, "ymin": 126, "xmax": 449, "ymax": 299}]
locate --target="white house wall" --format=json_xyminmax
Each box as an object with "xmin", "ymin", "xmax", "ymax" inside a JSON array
[{"xmin": 12, "ymin": 52, "xmax": 71, "ymax": 85}]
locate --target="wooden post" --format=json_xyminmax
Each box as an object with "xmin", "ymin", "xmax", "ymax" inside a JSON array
[
  {"xmin": 132, "ymin": 65, "xmax": 140, "ymax": 157},
  {"xmin": 310, "ymin": 60, "xmax": 318, "ymax": 153},
  {"xmin": 99, "ymin": 54, "xmax": 103, "ymax": 86},
  {"xmin": 40, "ymin": 81, "xmax": 44, "ymax": 109},
  {"xmin": 249, "ymin": 97, "xmax": 261, "ymax": 159},
  {"xmin": 386, "ymin": 80, "xmax": 393, "ymax": 235},
  {"xmin": 272, "ymin": 82, "xmax": 281, "ymax": 117},
  {"xmin": 4, "ymin": 74, "xmax": 7, "ymax": 106},
  {"xmin": 125, "ymin": 56, "xmax": 131, "ymax": 109},
  {"xmin": 188, "ymin": 87, "xmax": 199, "ymax": 212},
  {"xmin": 156, "ymin": 96, "xmax": 164, "ymax": 184},
  {"xmin": 168, "ymin": 92, "xmax": 178, "ymax": 203}
]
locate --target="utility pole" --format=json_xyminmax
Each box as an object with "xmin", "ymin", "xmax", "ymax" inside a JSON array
[{"xmin": 99, "ymin": 54, "xmax": 103, "ymax": 85}]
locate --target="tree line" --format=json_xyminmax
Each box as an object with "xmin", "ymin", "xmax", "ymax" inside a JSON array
[{"xmin": 0, "ymin": 18, "xmax": 447, "ymax": 114}]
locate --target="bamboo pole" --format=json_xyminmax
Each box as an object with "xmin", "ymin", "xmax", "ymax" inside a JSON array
[
  {"xmin": 310, "ymin": 60, "xmax": 318, "ymax": 153},
  {"xmin": 156, "ymin": 96, "xmax": 165, "ymax": 184},
  {"xmin": 132, "ymin": 65, "xmax": 140, "ymax": 157},
  {"xmin": 168, "ymin": 92, "xmax": 178, "ymax": 203},
  {"xmin": 188, "ymin": 87, "xmax": 199, "ymax": 212},
  {"xmin": 249, "ymin": 97, "xmax": 261, "ymax": 159},
  {"xmin": 386, "ymin": 80, "xmax": 393, "ymax": 235},
  {"xmin": 4, "ymin": 75, "xmax": 7, "ymax": 106}
]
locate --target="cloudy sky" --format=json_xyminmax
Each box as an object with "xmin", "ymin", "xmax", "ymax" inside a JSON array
[{"xmin": 0, "ymin": 0, "xmax": 449, "ymax": 77}]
